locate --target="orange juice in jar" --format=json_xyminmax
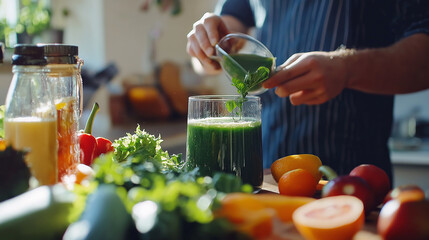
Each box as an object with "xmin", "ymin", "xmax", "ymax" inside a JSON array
[
  {"xmin": 56, "ymin": 97, "xmax": 79, "ymax": 180},
  {"xmin": 43, "ymin": 44, "xmax": 83, "ymax": 181}
]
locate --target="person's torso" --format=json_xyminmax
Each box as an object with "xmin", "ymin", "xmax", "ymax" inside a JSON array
[
  {"xmin": 250, "ymin": 0, "xmax": 396, "ymax": 61},
  {"xmin": 247, "ymin": 0, "xmax": 395, "ymax": 174}
]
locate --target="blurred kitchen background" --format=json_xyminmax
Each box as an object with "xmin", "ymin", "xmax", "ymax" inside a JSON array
[{"xmin": 0, "ymin": 0, "xmax": 428, "ymax": 192}]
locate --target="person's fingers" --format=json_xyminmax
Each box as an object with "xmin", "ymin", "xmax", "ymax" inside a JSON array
[
  {"xmin": 202, "ymin": 14, "xmax": 229, "ymax": 46},
  {"xmin": 189, "ymin": 35, "xmax": 215, "ymax": 67},
  {"xmin": 187, "ymin": 13, "xmax": 227, "ymax": 72},
  {"xmin": 278, "ymin": 53, "xmax": 303, "ymax": 69},
  {"xmin": 186, "ymin": 33, "xmax": 202, "ymax": 58},
  {"xmin": 302, "ymin": 98, "xmax": 328, "ymax": 105},
  {"xmin": 186, "ymin": 41, "xmax": 196, "ymax": 57},
  {"xmin": 188, "ymin": 39, "xmax": 221, "ymax": 71},
  {"xmin": 288, "ymin": 88, "xmax": 327, "ymax": 105},
  {"xmin": 293, "ymin": 94, "xmax": 329, "ymax": 105},
  {"xmin": 274, "ymin": 81, "xmax": 316, "ymax": 99},
  {"xmin": 192, "ymin": 12, "xmax": 229, "ymax": 56},
  {"xmin": 263, "ymin": 57, "xmax": 311, "ymax": 88},
  {"xmin": 276, "ymin": 70, "xmax": 326, "ymax": 96},
  {"xmin": 187, "ymin": 34, "xmax": 204, "ymax": 59},
  {"xmin": 186, "ymin": 37, "xmax": 192, "ymax": 55},
  {"xmin": 216, "ymin": 19, "xmax": 230, "ymax": 41},
  {"xmin": 193, "ymin": 24, "xmax": 215, "ymax": 56},
  {"xmin": 187, "ymin": 29, "xmax": 199, "ymax": 56}
]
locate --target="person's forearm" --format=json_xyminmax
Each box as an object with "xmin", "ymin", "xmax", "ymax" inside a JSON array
[{"xmin": 346, "ymin": 33, "xmax": 429, "ymax": 94}]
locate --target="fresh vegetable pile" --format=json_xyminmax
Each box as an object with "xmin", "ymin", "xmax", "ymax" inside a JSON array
[
  {"xmin": 71, "ymin": 125, "xmax": 254, "ymax": 240},
  {"xmin": 0, "ymin": 123, "xmax": 253, "ymax": 240}
]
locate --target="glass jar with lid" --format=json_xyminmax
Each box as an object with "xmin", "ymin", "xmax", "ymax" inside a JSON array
[
  {"xmin": 4, "ymin": 44, "xmax": 58, "ymax": 186},
  {"xmin": 42, "ymin": 44, "xmax": 83, "ymax": 181}
]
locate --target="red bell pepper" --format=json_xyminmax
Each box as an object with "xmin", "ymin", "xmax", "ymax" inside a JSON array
[
  {"xmin": 94, "ymin": 137, "xmax": 114, "ymax": 158},
  {"xmin": 79, "ymin": 102, "xmax": 114, "ymax": 166},
  {"xmin": 79, "ymin": 103, "xmax": 99, "ymax": 166}
]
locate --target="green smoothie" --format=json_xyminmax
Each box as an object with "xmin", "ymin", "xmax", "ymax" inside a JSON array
[{"xmin": 186, "ymin": 117, "xmax": 263, "ymax": 188}]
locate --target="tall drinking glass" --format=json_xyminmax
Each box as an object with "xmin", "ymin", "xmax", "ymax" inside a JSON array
[{"xmin": 186, "ymin": 95, "xmax": 263, "ymax": 188}]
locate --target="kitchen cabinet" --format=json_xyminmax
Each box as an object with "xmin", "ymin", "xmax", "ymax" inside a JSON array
[{"xmin": 391, "ymin": 148, "xmax": 429, "ymax": 195}]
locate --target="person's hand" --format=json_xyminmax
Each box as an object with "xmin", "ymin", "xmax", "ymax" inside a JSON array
[
  {"xmin": 263, "ymin": 50, "xmax": 353, "ymax": 105},
  {"xmin": 187, "ymin": 13, "xmax": 230, "ymax": 74}
]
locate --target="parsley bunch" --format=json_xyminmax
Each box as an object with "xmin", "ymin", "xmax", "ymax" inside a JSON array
[{"xmin": 112, "ymin": 125, "xmax": 183, "ymax": 172}]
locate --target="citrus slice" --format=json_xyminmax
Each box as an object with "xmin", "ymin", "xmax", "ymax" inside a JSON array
[
  {"xmin": 215, "ymin": 193, "xmax": 275, "ymax": 238},
  {"xmin": 292, "ymin": 195, "xmax": 364, "ymax": 240},
  {"xmin": 253, "ymin": 194, "xmax": 315, "ymax": 223},
  {"xmin": 217, "ymin": 193, "xmax": 315, "ymax": 223},
  {"xmin": 215, "ymin": 193, "xmax": 267, "ymax": 224},
  {"xmin": 56, "ymin": 102, "xmax": 66, "ymax": 110}
]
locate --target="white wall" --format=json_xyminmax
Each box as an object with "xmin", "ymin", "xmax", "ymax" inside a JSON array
[
  {"xmin": 56, "ymin": 0, "xmax": 217, "ymax": 78},
  {"xmin": 103, "ymin": 0, "xmax": 218, "ymax": 80},
  {"xmin": 52, "ymin": 0, "xmax": 105, "ymax": 71}
]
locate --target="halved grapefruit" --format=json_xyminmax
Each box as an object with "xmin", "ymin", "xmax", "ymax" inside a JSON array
[{"xmin": 292, "ymin": 195, "xmax": 364, "ymax": 240}]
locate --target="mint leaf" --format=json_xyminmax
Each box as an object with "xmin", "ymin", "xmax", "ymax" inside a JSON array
[
  {"xmin": 227, "ymin": 66, "xmax": 270, "ymax": 117},
  {"xmin": 231, "ymin": 77, "xmax": 246, "ymax": 95},
  {"xmin": 225, "ymin": 100, "xmax": 237, "ymax": 113},
  {"xmin": 246, "ymin": 66, "xmax": 270, "ymax": 91}
]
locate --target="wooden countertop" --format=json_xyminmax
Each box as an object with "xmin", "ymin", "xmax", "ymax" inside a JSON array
[{"xmin": 260, "ymin": 170, "xmax": 382, "ymax": 240}]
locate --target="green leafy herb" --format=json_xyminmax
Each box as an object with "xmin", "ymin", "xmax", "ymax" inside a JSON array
[
  {"xmin": 225, "ymin": 100, "xmax": 237, "ymax": 113},
  {"xmin": 227, "ymin": 66, "xmax": 270, "ymax": 114},
  {"xmin": 112, "ymin": 125, "xmax": 183, "ymax": 172}
]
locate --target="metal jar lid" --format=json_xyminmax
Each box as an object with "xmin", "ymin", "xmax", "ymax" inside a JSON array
[
  {"xmin": 12, "ymin": 44, "xmax": 47, "ymax": 66},
  {"xmin": 41, "ymin": 44, "xmax": 79, "ymax": 64}
]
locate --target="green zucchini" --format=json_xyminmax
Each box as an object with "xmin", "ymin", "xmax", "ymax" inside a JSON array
[
  {"xmin": 0, "ymin": 184, "xmax": 74, "ymax": 240},
  {"xmin": 63, "ymin": 184, "xmax": 134, "ymax": 240}
]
